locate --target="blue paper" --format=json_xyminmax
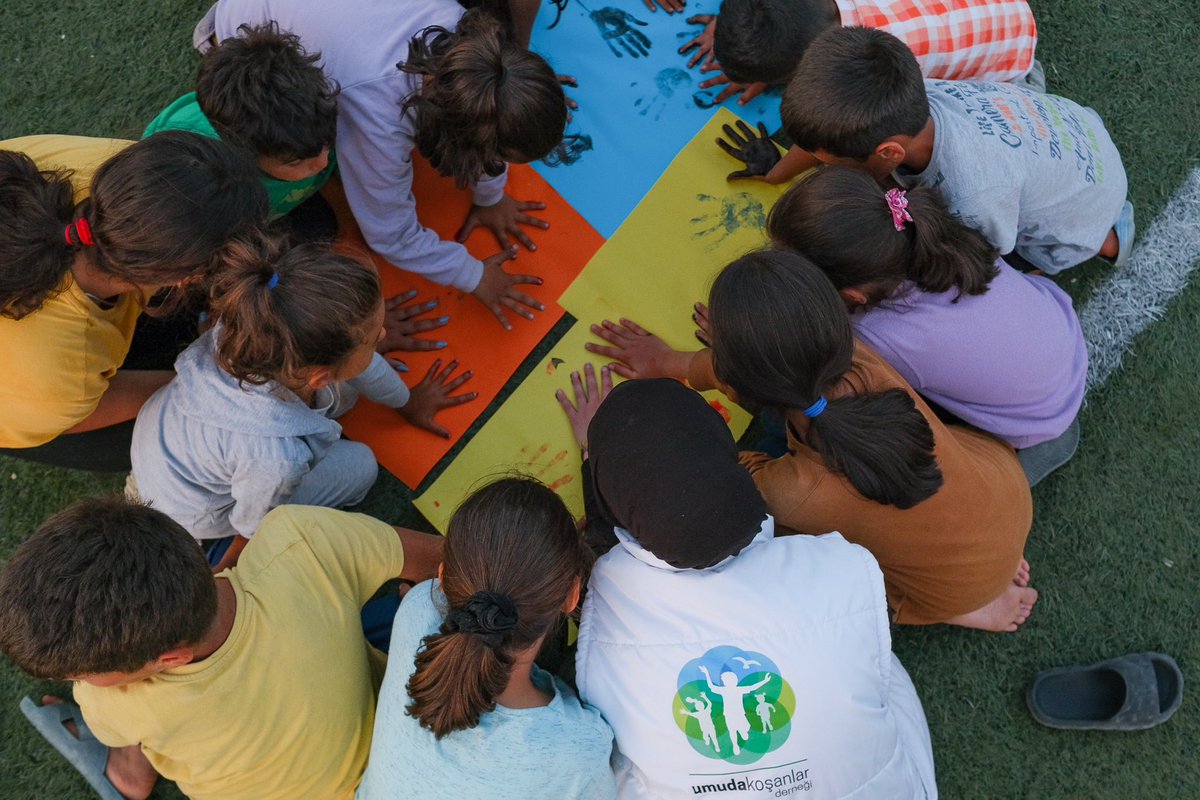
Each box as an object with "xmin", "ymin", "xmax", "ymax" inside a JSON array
[{"xmin": 528, "ymin": 0, "xmax": 782, "ymax": 237}]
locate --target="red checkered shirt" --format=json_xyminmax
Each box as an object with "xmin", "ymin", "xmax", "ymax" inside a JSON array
[{"xmin": 834, "ymin": 0, "xmax": 1038, "ymax": 82}]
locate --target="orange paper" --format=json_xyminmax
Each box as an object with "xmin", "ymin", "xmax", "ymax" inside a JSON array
[{"xmin": 330, "ymin": 159, "xmax": 604, "ymax": 489}]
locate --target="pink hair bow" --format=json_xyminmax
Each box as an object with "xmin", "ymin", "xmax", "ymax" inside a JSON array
[{"xmin": 885, "ymin": 188, "xmax": 913, "ymax": 231}]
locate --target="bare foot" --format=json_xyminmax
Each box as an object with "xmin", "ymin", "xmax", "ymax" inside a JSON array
[
  {"xmin": 945, "ymin": 583, "xmax": 1038, "ymax": 633},
  {"xmin": 40, "ymin": 696, "xmax": 156, "ymax": 800},
  {"xmin": 1013, "ymin": 557, "xmax": 1031, "ymax": 587}
]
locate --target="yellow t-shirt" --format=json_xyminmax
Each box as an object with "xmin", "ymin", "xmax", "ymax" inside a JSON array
[
  {"xmin": 75, "ymin": 506, "xmax": 406, "ymax": 800},
  {"xmin": 0, "ymin": 135, "xmax": 138, "ymax": 448}
]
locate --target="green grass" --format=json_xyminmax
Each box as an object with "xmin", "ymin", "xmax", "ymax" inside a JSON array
[{"xmin": 2, "ymin": 0, "xmax": 1200, "ymax": 797}]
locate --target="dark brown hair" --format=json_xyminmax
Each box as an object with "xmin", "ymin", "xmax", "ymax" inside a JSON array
[
  {"xmin": 708, "ymin": 249, "xmax": 943, "ymax": 509},
  {"xmin": 0, "ymin": 495, "xmax": 216, "ymax": 679},
  {"xmin": 197, "ymin": 22, "xmax": 339, "ymax": 161},
  {"xmin": 399, "ymin": 9, "xmax": 568, "ymax": 188},
  {"xmin": 781, "ymin": 26, "xmax": 929, "ymax": 159},
  {"xmin": 713, "ymin": 0, "xmax": 839, "ymax": 85},
  {"xmin": 0, "ymin": 133, "xmax": 266, "ymax": 319},
  {"xmin": 0, "ymin": 151, "xmax": 76, "ymax": 319},
  {"xmin": 407, "ymin": 477, "xmax": 590, "ymax": 737},
  {"xmin": 209, "ymin": 230, "xmax": 382, "ymax": 390},
  {"xmin": 768, "ymin": 166, "xmax": 999, "ymax": 301}
]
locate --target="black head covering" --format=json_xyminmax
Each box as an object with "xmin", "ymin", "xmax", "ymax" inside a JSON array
[{"xmin": 587, "ymin": 378, "xmax": 768, "ymax": 569}]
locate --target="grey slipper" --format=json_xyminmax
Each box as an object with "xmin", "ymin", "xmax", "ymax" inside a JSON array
[
  {"xmin": 19, "ymin": 696, "xmax": 125, "ymax": 800},
  {"xmin": 1026, "ymin": 652, "xmax": 1183, "ymax": 731}
]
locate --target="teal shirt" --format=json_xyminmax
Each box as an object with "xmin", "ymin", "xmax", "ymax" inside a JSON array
[{"xmin": 143, "ymin": 92, "xmax": 336, "ymax": 218}]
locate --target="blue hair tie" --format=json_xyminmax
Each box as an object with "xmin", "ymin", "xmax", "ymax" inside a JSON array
[
  {"xmin": 266, "ymin": 272, "xmax": 280, "ymax": 290},
  {"xmin": 802, "ymin": 395, "xmax": 828, "ymax": 418}
]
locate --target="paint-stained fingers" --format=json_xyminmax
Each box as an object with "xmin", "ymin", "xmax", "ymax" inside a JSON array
[
  {"xmin": 726, "ymin": 169, "xmax": 759, "ymax": 182},
  {"xmin": 736, "ymin": 120, "xmax": 756, "ymax": 140},
  {"xmin": 557, "ymin": 74, "xmax": 578, "ymax": 87},
  {"xmin": 717, "ymin": 138, "xmax": 743, "ymax": 159},
  {"xmin": 721, "ymin": 124, "xmax": 747, "ymax": 147},
  {"xmin": 756, "ymin": 121, "xmax": 771, "ymax": 139},
  {"xmin": 685, "ymin": 13, "xmax": 715, "ymax": 25}
]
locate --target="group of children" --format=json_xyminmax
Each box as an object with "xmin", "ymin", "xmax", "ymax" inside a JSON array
[{"xmin": 0, "ymin": 0, "xmax": 1131, "ymax": 797}]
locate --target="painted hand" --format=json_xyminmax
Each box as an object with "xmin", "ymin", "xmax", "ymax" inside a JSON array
[
  {"xmin": 698, "ymin": 70, "xmax": 769, "ymax": 106},
  {"xmin": 378, "ymin": 291, "xmax": 449, "ymax": 359},
  {"xmin": 457, "ymin": 193, "xmax": 550, "ymax": 252},
  {"xmin": 692, "ymin": 301, "xmax": 711, "ymax": 346},
  {"xmin": 678, "ymin": 15, "xmax": 716, "ymax": 69},
  {"xmin": 472, "ymin": 247, "xmax": 545, "ymax": 331},
  {"xmin": 590, "ymin": 7, "xmax": 652, "ymax": 58},
  {"xmin": 716, "ymin": 121, "xmax": 782, "ymax": 181},
  {"xmin": 555, "ymin": 362, "xmax": 615, "ymax": 451},
  {"xmin": 400, "ymin": 358, "xmax": 477, "ymax": 438}
]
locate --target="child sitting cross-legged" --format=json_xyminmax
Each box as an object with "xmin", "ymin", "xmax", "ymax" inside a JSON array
[
  {"xmin": 0, "ymin": 497, "xmax": 444, "ymax": 800},
  {"xmin": 130, "ymin": 230, "xmax": 475, "ymax": 571},
  {"xmin": 587, "ymin": 250, "xmax": 1038, "ymax": 633},
  {"xmin": 357, "ymin": 477, "xmax": 618, "ymax": 799},
  {"xmin": 768, "ymin": 165, "xmax": 1087, "ymax": 485},
  {"xmin": 779, "ymin": 26, "xmax": 1133, "ymax": 274}
]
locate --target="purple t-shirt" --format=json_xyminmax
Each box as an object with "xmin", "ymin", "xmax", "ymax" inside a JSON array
[{"xmin": 852, "ymin": 260, "xmax": 1086, "ymax": 449}]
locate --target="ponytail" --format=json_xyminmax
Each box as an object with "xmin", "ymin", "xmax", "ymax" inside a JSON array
[
  {"xmin": 767, "ymin": 165, "xmax": 997, "ymax": 302},
  {"xmin": 0, "ymin": 151, "xmax": 77, "ymax": 319},
  {"xmin": 406, "ymin": 477, "xmax": 590, "ymax": 738},
  {"xmin": 399, "ymin": 8, "xmax": 567, "ymax": 188},
  {"xmin": 209, "ymin": 229, "xmax": 381, "ymax": 389},
  {"xmin": 708, "ymin": 249, "xmax": 943, "ymax": 509}
]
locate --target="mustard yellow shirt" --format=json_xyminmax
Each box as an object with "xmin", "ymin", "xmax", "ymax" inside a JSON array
[
  {"xmin": 75, "ymin": 505, "xmax": 405, "ymax": 800},
  {"xmin": 0, "ymin": 135, "xmax": 138, "ymax": 448}
]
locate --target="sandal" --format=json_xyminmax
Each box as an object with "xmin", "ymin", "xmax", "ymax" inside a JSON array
[
  {"xmin": 1026, "ymin": 652, "xmax": 1183, "ymax": 730},
  {"xmin": 19, "ymin": 696, "xmax": 125, "ymax": 800}
]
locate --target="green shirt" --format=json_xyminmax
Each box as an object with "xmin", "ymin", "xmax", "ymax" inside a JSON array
[{"xmin": 143, "ymin": 92, "xmax": 336, "ymax": 218}]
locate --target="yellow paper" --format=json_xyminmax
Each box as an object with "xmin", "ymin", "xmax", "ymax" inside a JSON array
[
  {"xmin": 414, "ymin": 320, "xmax": 750, "ymax": 532},
  {"xmin": 558, "ymin": 108, "xmax": 786, "ymax": 350}
]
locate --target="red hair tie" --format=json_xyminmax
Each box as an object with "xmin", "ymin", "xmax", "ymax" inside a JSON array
[{"xmin": 65, "ymin": 218, "xmax": 95, "ymax": 247}]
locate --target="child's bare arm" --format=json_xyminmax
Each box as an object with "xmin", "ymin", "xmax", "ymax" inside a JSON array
[
  {"xmin": 63, "ymin": 370, "xmax": 174, "ymax": 434},
  {"xmin": 762, "ymin": 146, "xmax": 822, "ymax": 185},
  {"xmin": 392, "ymin": 526, "xmax": 445, "ymax": 583}
]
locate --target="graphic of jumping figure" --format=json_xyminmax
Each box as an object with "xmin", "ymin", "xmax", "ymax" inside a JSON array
[
  {"xmin": 697, "ymin": 665, "xmax": 773, "ymax": 756},
  {"xmin": 754, "ymin": 693, "xmax": 776, "ymax": 732},
  {"xmin": 677, "ymin": 692, "xmax": 720, "ymax": 753}
]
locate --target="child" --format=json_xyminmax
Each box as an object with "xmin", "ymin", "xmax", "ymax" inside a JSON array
[
  {"xmin": 768, "ymin": 165, "xmax": 1087, "ymax": 485},
  {"xmin": 130, "ymin": 231, "xmax": 474, "ymax": 571},
  {"xmin": 780, "ymin": 26, "xmax": 1133, "ymax": 273},
  {"xmin": 0, "ymin": 496, "xmax": 444, "ymax": 800},
  {"xmin": 357, "ymin": 477, "xmax": 617, "ymax": 799},
  {"xmin": 558, "ymin": 377, "xmax": 937, "ymax": 798},
  {"xmin": 145, "ymin": 22, "xmax": 338, "ymax": 222},
  {"xmin": 196, "ymin": 0, "xmax": 569, "ymax": 330},
  {"xmin": 584, "ymin": 250, "xmax": 1037, "ymax": 632},
  {"xmin": 688, "ymin": 0, "xmax": 1038, "ymax": 112},
  {"xmin": 0, "ymin": 132, "xmax": 266, "ymax": 471}
]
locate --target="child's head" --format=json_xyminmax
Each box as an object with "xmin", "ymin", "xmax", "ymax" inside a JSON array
[
  {"xmin": 712, "ymin": 0, "xmax": 839, "ymax": 85},
  {"xmin": 0, "ymin": 133, "xmax": 266, "ymax": 318},
  {"xmin": 210, "ymin": 231, "xmax": 384, "ymax": 392},
  {"xmin": 768, "ymin": 166, "xmax": 999, "ymax": 304},
  {"xmin": 0, "ymin": 495, "xmax": 216, "ymax": 684},
  {"xmin": 196, "ymin": 22, "xmax": 339, "ymax": 182},
  {"xmin": 399, "ymin": 9, "xmax": 568, "ymax": 188},
  {"xmin": 587, "ymin": 378, "xmax": 768, "ymax": 569},
  {"xmin": 781, "ymin": 26, "xmax": 928, "ymax": 178},
  {"xmin": 406, "ymin": 477, "xmax": 590, "ymax": 737},
  {"xmin": 708, "ymin": 249, "xmax": 943, "ymax": 509}
]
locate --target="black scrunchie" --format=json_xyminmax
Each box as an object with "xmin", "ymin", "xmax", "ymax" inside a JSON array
[{"xmin": 444, "ymin": 591, "xmax": 519, "ymax": 650}]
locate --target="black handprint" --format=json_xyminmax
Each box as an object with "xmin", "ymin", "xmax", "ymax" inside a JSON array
[
  {"xmin": 590, "ymin": 7, "xmax": 652, "ymax": 58},
  {"xmin": 633, "ymin": 68, "xmax": 692, "ymax": 121},
  {"xmin": 716, "ymin": 121, "xmax": 782, "ymax": 181}
]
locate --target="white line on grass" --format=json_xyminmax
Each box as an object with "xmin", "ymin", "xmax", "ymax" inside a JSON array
[{"xmin": 1081, "ymin": 167, "xmax": 1200, "ymax": 390}]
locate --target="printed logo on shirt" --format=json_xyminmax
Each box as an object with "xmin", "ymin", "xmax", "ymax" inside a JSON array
[{"xmin": 672, "ymin": 645, "xmax": 795, "ymax": 765}]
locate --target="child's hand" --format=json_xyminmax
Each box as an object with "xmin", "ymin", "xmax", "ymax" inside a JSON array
[
  {"xmin": 378, "ymin": 290, "xmax": 450, "ymax": 354},
  {"xmin": 399, "ymin": 359, "xmax": 477, "ymax": 438},
  {"xmin": 678, "ymin": 15, "xmax": 716, "ymax": 69},
  {"xmin": 457, "ymin": 193, "xmax": 550, "ymax": 252},
  {"xmin": 584, "ymin": 318, "xmax": 693, "ymax": 379},
  {"xmin": 699, "ymin": 71, "xmax": 769, "ymax": 107},
  {"xmin": 555, "ymin": 362, "xmax": 615, "ymax": 454},
  {"xmin": 472, "ymin": 248, "xmax": 545, "ymax": 331},
  {"xmin": 643, "ymin": 0, "xmax": 685, "ymax": 13},
  {"xmin": 692, "ymin": 302, "xmax": 711, "ymax": 346},
  {"xmin": 716, "ymin": 121, "xmax": 782, "ymax": 181}
]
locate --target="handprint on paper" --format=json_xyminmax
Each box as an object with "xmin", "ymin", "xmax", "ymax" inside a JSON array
[
  {"xmin": 690, "ymin": 192, "xmax": 767, "ymax": 251},
  {"xmin": 590, "ymin": 7, "xmax": 652, "ymax": 58},
  {"xmin": 632, "ymin": 68, "xmax": 692, "ymax": 121}
]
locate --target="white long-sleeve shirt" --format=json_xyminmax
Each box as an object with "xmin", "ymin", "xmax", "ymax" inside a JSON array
[{"xmin": 202, "ymin": 0, "xmax": 506, "ymax": 291}]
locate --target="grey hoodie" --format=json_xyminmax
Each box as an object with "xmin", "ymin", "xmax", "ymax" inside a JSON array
[{"xmin": 130, "ymin": 327, "xmax": 408, "ymax": 539}]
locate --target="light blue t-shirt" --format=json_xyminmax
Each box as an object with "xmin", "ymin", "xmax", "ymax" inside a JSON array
[{"xmin": 356, "ymin": 581, "xmax": 618, "ymax": 800}]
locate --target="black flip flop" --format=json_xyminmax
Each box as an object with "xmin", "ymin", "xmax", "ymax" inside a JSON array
[{"xmin": 1026, "ymin": 652, "xmax": 1183, "ymax": 731}]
